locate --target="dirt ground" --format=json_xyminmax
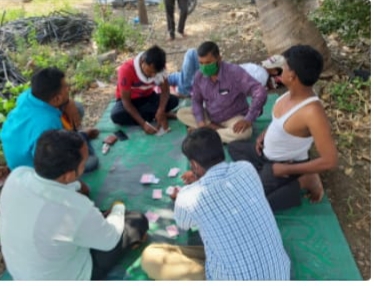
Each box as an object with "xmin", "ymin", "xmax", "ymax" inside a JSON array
[{"xmin": 1, "ymin": 0, "xmax": 371, "ymax": 280}]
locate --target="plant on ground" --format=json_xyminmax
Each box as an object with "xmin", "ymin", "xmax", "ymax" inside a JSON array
[
  {"xmin": 93, "ymin": 16, "xmax": 144, "ymax": 53},
  {"xmin": 93, "ymin": 4, "xmax": 143, "ymax": 53},
  {"xmin": 329, "ymin": 77, "xmax": 370, "ymax": 112},
  {"xmin": 310, "ymin": 0, "xmax": 370, "ymax": 43},
  {"xmin": 70, "ymin": 55, "xmax": 115, "ymax": 93}
]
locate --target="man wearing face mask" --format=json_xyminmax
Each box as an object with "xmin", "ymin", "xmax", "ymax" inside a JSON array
[
  {"xmin": 0, "ymin": 67, "xmax": 98, "ymax": 173},
  {"xmin": 176, "ymin": 41, "xmax": 267, "ymax": 143},
  {"xmin": 110, "ymin": 45, "xmax": 179, "ymax": 134}
]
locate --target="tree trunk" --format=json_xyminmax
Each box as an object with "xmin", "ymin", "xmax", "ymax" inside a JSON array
[
  {"xmin": 256, "ymin": 0, "xmax": 334, "ymax": 76},
  {"xmin": 138, "ymin": 0, "xmax": 149, "ymax": 25},
  {"xmin": 292, "ymin": 0, "xmax": 320, "ymax": 15}
]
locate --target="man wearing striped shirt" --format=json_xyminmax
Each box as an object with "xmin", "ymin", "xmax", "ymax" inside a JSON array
[{"xmin": 141, "ymin": 128, "xmax": 290, "ymax": 280}]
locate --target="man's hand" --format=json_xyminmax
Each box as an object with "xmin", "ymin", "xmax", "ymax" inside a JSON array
[
  {"xmin": 155, "ymin": 109, "xmax": 168, "ymax": 130},
  {"xmin": 181, "ymin": 170, "xmax": 198, "ymax": 185},
  {"xmin": 272, "ymin": 163, "xmax": 289, "ymax": 178},
  {"xmin": 142, "ymin": 122, "xmax": 158, "ymax": 135},
  {"xmin": 197, "ymin": 121, "xmax": 206, "ymax": 128},
  {"xmin": 233, "ymin": 119, "xmax": 252, "ymax": 133},
  {"xmin": 255, "ymin": 131, "xmax": 265, "ymax": 155},
  {"xmin": 63, "ymin": 99, "xmax": 81, "ymax": 130}
]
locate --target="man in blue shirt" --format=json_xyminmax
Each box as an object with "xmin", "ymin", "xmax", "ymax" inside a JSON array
[
  {"xmin": 141, "ymin": 128, "xmax": 290, "ymax": 280},
  {"xmin": 0, "ymin": 67, "xmax": 98, "ymax": 172}
]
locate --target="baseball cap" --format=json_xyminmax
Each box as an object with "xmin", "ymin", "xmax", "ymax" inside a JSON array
[{"xmin": 261, "ymin": 55, "xmax": 285, "ymax": 69}]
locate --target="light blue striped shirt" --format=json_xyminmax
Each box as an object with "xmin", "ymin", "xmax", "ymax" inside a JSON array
[{"xmin": 174, "ymin": 161, "xmax": 290, "ymax": 280}]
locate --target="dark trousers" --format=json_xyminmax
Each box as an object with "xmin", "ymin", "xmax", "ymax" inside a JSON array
[
  {"xmin": 228, "ymin": 141, "xmax": 304, "ymax": 212},
  {"xmin": 90, "ymin": 211, "xmax": 149, "ymax": 280},
  {"xmin": 110, "ymin": 92, "xmax": 179, "ymax": 126},
  {"xmin": 78, "ymin": 131, "xmax": 99, "ymax": 173},
  {"xmin": 164, "ymin": 0, "xmax": 188, "ymax": 39}
]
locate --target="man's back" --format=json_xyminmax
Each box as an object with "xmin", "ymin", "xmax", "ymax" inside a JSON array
[
  {"xmin": 175, "ymin": 161, "xmax": 290, "ymax": 280},
  {"xmin": 0, "ymin": 89, "xmax": 62, "ymax": 169},
  {"xmin": 0, "ymin": 167, "xmax": 93, "ymax": 280}
]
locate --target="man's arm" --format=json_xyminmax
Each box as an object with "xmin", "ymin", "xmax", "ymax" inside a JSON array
[
  {"xmin": 243, "ymin": 74, "xmax": 267, "ymax": 123},
  {"xmin": 120, "ymin": 90, "xmax": 156, "ymax": 134},
  {"xmin": 155, "ymin": 79, "xmax": 170, "ymax": 130},
  {"xmin": 174, "ymin": 189, "xmax": 195, "ymax": 230},
  {"xmin": 191, "ymin": 76, "xmax": 205, "ymax": 127},
  {"xmin": 233, "ymin": 70, "xmax": 267, "ymax": 133},
  {"xmin": 74, "ymin": 202, "xmax": 125, "ymax": 251},
  {"xmin": 273, "ymin": 104, "xmax": 338, "ymax": 177}
]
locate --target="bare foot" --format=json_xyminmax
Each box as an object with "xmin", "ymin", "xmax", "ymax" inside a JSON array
[
  {"xmin": 299, "ymin": 173, "xmax": 324, "ymax": 203},
  {"xmin": 84, "ymin": 128, "xmax": 100, "ymax": 139},
  {"xmin": 166, "ymin": 112, "xmax": 177, "ymax": 119},
  {"xmin": 178, "ymin": 32, "xmax": 188, "ymax": 38}
]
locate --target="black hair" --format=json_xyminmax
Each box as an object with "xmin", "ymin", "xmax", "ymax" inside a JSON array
[
  {"xmin": 282, "ymin": 45, "xmax": 323, "ymax": 86},
  {"xmin": 31, "ymin": 67, "xmax": 65, "ymax": 102},
  {"xmin": 197, "ymin": 41, "xmax": 220, "ymax": 58},
  {"xmin": 275, "ymin": 67, "xmax": 283, "ymax": 76},
  {"xmin": 34, "ymin": 130, "xmax": 85, "ymax": 180},
  {"xmin": 181, "ymin": 127, "xmax": 225, "ymax": 170},
  {"xmin": 142, "ymin": 45, "xmax": 166, "ymax": 72}
]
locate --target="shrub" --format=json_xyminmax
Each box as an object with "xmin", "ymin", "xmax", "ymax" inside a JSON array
[{"xmin": 310, "ymin": 0, "xmax": 370, "ymax": 43}]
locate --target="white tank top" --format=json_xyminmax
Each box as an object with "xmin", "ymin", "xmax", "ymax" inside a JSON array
[{"xmin": 263, "ymin": 93, "xmax": 320, "ymax": 161}]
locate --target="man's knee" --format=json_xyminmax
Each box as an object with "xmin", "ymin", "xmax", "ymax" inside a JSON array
[
  {"xmin": 176, "ymin": 107, "xmax": 193, "ymax": 124},
  {"xmin": 166, "ymin": 95, "xmax": 179, "ymax": 111},
  {"xmin": 218, "ymin": 127, "xmax": 252, "ymax": 144}
]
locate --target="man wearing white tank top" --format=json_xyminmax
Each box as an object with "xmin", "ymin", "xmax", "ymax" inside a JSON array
[{"xmin": 228, "ymin": 45, "xmax": 338, "ymax": 212}]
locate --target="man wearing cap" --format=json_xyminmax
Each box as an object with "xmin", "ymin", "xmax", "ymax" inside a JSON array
[
  {"xmin": 176, "ymin": 41, "xmax": 267, "ymax": 143},
  {"xmin": 169, "ymin": 49, "xmax": 284, "ymax": 98},
  {"xmin": 241, "ymin": 54, "xmax": 285, "ymax": 90}
]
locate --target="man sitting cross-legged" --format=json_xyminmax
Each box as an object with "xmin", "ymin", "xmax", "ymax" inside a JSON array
[
  {"xmin": 110, "ymin": 45, "xmax": 179, "ymax": 134},
  {"xmin": 176, "ymin": 41, "xmax": 267, "ymax": 143},
  {"xmin": 228, "ymin": 45, "xmax": 338, "ymax": 212},
  {"xmin": 141, "ymin": 128, "xmax": 290, "ymax": 280},
  {"xmin": 0, "ymin": 130, "xmax": 148, "ymax": 280}
]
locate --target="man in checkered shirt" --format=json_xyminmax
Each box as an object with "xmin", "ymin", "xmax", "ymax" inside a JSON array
[{"xmin": 141, "ymin": 128, "xmax": 290, "ymax": 280}]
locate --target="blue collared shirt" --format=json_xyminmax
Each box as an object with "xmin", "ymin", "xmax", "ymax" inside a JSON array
[
  {"xmin": 174, "ymin": 161, "xmax": 290, "ymax": 280},
  {"xmin": 191, "ymin": 61, "xmax": 267, "ymax": 124},
  {"xmin": 0, "ymin": 88, "xmax": 62, "ymax": 170}
]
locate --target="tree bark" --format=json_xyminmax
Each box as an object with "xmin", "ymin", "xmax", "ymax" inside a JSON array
[
  {"xmin": 256, "ymin": 0, "xmax": 334, "ymax": 76},
  {"xmin": 138, "ymin": 0, "xmax": 149, "ymax": 25}
]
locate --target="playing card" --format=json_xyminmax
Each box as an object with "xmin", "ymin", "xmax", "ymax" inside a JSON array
[
  {"xmin": 140, "ymin": 174, "xmax": 159, "ymax": 184},
  {"xmin": 140, "ymin": 174, "xmax": 153, "ymax": 184},
  {"xmin": 166, "ymin": 186, "xmax": 175, "ymax": 195},
  {"xmin": 168, "ymin": 167, "xmax": 180, "ymax": 177},
  {"xmin": 156, "ymin": 127, "xmax": 171, "ymax": 137},
  {"xmin": 152, "ymin": 189, "xmax": 163, "ymax": 199},
  {"xmin": 145, "ymin": 211, "xmax": 160, "ymax": 223},
  {"xmin": 166, "ymin": 225, "xmax": 179, "ymax": 237}
]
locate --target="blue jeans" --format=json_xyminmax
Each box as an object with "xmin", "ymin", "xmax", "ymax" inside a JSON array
[
  {"xmin": 168, "ymin": 48, "xmax": 199, "ymax": 96},
  {"xmin": 75, "ymin": 101, "xmax": 99, "ymax": 173}
]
